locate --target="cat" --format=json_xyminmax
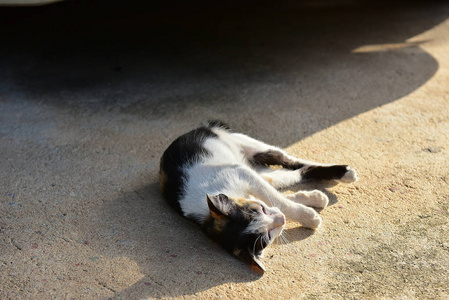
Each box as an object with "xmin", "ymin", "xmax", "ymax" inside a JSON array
[{"xmin": 159, "ymin": 121, "xmax": 357, "ymax": 273}]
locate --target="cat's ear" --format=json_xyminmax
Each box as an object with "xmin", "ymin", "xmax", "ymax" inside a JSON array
[
  {"xmin": 206, "ymin": 194, "xmax": 231, "ymax": 217},
  {"xmin": 234, "ymin": 248, "xmax": 266, "ymax": 274}
]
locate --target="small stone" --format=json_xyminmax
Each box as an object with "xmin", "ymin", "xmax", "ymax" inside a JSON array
[
  {"xmin": 389, "ymin": 186, "xmax": 399, "ymax": 192},
  {"xmin": 423, "ymin": 146, "xmax": 442, "ymax": 153}
]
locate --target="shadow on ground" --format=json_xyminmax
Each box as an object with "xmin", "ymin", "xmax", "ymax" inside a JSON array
[
  {"xmin": 0, "ymin": 0, "xmax": 444, "ymax": 146},
  {"xmin": 1, "ymin": 0, "xmax": 448, "ymax": 298}
]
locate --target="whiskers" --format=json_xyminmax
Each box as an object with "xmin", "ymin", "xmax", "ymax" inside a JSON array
[
  {"xmin": 252, "ymin": 235, "xmax": 262, "ymax": 255},
  {"xmin": 252, "ymin": 233, "xmax": 272, "ymax": 256},
  {"xmin": 274, "ymin": 230, "xmax": 290, "ymax": 246}
]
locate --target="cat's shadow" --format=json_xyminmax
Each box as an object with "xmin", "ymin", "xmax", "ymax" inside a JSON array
[{"xmin": 100, "ymin": 180, "xmax": 340, "ymax": 299}]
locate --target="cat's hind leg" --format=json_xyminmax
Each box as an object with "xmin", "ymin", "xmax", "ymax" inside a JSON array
[
  {"xmin": 228, "ymin": 132, "xmax": 305, "ymax": 169},
  {"xmin": 257, "ymin": 165, "xmax": 357, "ymax": 187},
  {"xmin": 301, "ymin": 165, "xmax": 358, "ymax": 183},
  {"xmin": 258, "ymin": 168, "xmax": 302, "ymax": 189},
  {"xmin": 258, "ymin": 164, "xmax": 357, "ymax": 185},
  {"xmin": 227, "ymin": 132, "xmax": 358, "ymax": 183}
]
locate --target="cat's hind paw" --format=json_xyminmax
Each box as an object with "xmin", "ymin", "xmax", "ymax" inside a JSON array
[{"xmin": 339, "ymin": 166, "xmax": 358, "ymax": 183}]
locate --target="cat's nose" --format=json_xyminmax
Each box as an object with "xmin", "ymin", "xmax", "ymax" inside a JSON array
[{"xmin": 274, "ymin": 214, "xmax": 286, "ymax": 227}]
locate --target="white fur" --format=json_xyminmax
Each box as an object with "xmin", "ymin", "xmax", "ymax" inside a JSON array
[
  {"xmin": 179, "ymin": 128, "xmax": 329, "ymax": 229},
  {"xmin": 340, "ymin": 167, "xmax": 358, "ymax": 183},
  {"xmin": 285, "ymin": 190, "xmax": 329, "ymax": 208}
]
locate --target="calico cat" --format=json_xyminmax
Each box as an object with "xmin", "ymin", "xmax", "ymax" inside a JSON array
[{"xmin": 159, "ymin": 121, "xmax": 357, "ymax": 273}]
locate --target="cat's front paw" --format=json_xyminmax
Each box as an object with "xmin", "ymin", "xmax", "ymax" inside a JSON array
[
  {"xmin": 306, "ymin": 190, "xmax": 329, "ymax": 208},
  {"xmin": 288, "ymin": 190, "xmax": 329, "ymax": 208},
  {"xmin": 295, "ymin": 205, "xmax": 322, "ymax": 229},
  {"xmin": 339, "ymin": 166, "xmax": 358, "ymax": 183}
]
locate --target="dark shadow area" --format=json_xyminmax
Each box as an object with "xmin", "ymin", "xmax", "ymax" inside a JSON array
[
  {"xmin": 2, "ymin": 0, "xmax": 449, "ymax": 298},
  {"xmin": 1, "ymin": 0, "xmax": 447, "ymax": 145},
  {"xmin": 282, "ymin": 227, "xmax": 316, "ymax": 244}
]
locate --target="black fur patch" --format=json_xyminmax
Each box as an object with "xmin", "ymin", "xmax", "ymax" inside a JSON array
[
  {"xmin": 252, "ymin": 150, "xmax": 304, "ymax": 170},
  {"xmin": 159, "ymin": 127, "xmax": 218, "ymax": 212},
  {"xmin": 202, "ymin": 200, "xmax": 267, "ymax": 259},
  {"xmin": 301, "ymin": 165, "xmax": 349, "ymax": 181}
]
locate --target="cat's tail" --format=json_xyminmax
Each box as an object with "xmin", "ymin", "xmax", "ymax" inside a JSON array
[{"xmin": 206, "ymin": 120, "xmax": 230, "ymax": 130}]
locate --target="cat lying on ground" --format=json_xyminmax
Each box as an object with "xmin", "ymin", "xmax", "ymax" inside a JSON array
[{"xmin": 159, "ymin": 121, "xmax": 357, "ymax": 273}]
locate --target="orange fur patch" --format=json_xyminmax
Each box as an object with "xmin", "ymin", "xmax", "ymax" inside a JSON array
[
  {"xmin": 261, "ymin": 175, "xmax": 273, "ymax": 185},
  {"xmin": 234, "ymin": 197, "xmax": 250, "ymax": 207},
  {"xmin": 233, "ymin": 197, "xmax": 260, "ymax": 211},
  {"xmin": 213, "ymin": 217, "xmax": 229, "ymax": 232}
]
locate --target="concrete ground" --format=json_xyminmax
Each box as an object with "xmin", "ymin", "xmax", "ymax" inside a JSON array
[{"xmin": 1, "ymin": 0, "xmax": 449, "ymax": 299}]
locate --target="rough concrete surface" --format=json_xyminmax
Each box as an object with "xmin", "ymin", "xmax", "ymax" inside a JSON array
[{"xmin": 1, "ymin": 0, "xmax": 449, "ymax": 299}]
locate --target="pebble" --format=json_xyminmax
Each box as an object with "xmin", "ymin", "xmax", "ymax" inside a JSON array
[
  {"xmin": 423, "ymin": 146, "xmax": 442, "ymax": 153},
  {"xmin": 389, "ymin": 186, "xmax": 399, "ymax": 192}
]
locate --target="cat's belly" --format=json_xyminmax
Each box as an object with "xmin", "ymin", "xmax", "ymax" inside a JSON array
[{"xmin": 180, "ymin": 164, "xmax": 251, "ymax": 222}]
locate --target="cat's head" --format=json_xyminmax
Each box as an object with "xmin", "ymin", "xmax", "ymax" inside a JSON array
[{"xmin": 204, "ymin": 193, "xmax": 286, "ymax": 273}]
